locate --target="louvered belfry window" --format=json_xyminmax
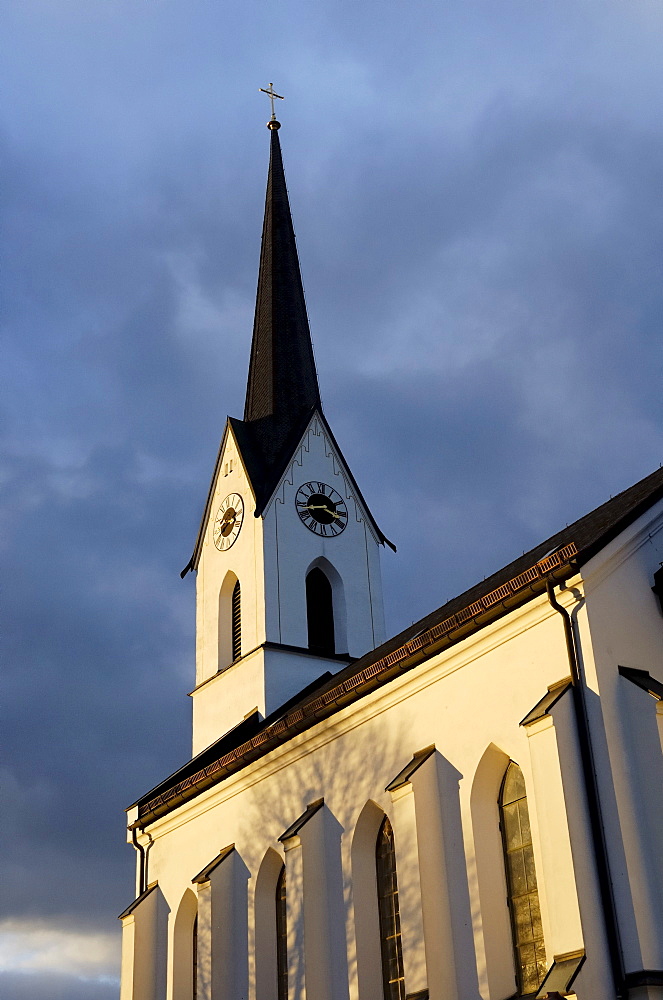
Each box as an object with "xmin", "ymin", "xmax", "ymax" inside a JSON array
[
  {"xmin": 231, "ymin": 580, "xmax": 241, "ymax": 662},
  {"xmin": 500, "ymin": 761, "xmax": 547, "ymax": 995},
  {"xmin": 275, "ymin": 865, "xmax": 287, "ymax": 1000},
  {"xmin": 376, "ymin": 816, "xmax": 406, "ymax": 1000}
]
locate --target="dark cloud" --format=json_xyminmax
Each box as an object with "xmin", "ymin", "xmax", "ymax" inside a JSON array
[
  {"xmin": 2, "ymin": 0, "xmax": 663, "ymax": 988},
  {"xmin": 0, "ymin": 971, "xmax": 118, "ymax": 1000}
]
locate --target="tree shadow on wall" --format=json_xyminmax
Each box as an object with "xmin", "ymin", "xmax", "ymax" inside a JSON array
[{"xmin": 234, "ymin": 709, "xmax": 481, "ymax": 1000}]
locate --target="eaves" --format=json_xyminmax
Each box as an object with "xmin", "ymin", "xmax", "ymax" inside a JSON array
[{"xmin": 133, "ymin": 546, "xmax": 577, "ymax": 828}]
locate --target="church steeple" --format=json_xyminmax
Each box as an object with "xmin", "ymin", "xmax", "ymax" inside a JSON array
[
  {"xmin": 183, "ymin": 111, "xmax": 389, "ymax": 749},
  {"xmin": 243, "ymin": 121, "xmax": 321, "ymax": 467}
]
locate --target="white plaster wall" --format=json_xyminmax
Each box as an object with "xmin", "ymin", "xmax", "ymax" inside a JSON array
[
  {"xmin": 192, "ymin": 646, "xmax": 343, "ymax": 755},
  {"xmin": 575, "ymin": 498, "xmax": 663, "ymax": 974},
  {"xmin": 262, "ymin": 415, "xmax": 386, "ymax": 656},
  {"xmin": 131, "ymin": 592, "xmax": 606, "ymax": 1000},
  {"xmin": 195, "ymin": 426, "xmax": 266, "ymax": 687},
  {"xmin": 191, "ymin": 414, "xmax": 387, "ymax": 753},
  {"xmin": 123, "ymin": 888, "xmax": 168, "ymax": 1000},
  {"xmin": 192, "ymin": 650, "xmax": 266, "ymax": 755}
]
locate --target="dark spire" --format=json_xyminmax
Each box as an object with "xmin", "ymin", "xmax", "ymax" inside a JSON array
[{"xmin": 243, "ymin": 121, "xmax": 321, "ymax": 463}]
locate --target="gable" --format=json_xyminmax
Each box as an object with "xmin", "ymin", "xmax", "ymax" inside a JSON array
[
  {"xmin": 146, "ymin": 462, "xmax": 663, "ymax": 824},
  {"xmin": 260, "ymin": 410, "xmax": 393, "ymax": 550},
  {"xmin": 181, "ymin": 420, "xmax": 257, "ymax": 577},
  {"xmin": 183, "ymin": 408, "xmax": 394, "ymax": 576}
]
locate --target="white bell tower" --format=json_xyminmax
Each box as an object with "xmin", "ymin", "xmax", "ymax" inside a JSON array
[{"xmin": 182, "ymin": 119, "xmax": 393, "ymax": 755}]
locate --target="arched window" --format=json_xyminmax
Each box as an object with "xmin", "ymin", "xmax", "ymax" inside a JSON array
[
  {"xmin": 192, "ymin": 915, "xmax": 198, "ymax": 1000},
  {"xmin": 275, "ymin": 865, "xmax": 287, "ymax": 1000},
  {"xmin": 499, "ymin": 761, "xmax": 546, "ymax": 996},
  {"xmin": 375, "ymin": 816, "xmax": 405, "ymax": 1000},
  {"xmin": 172, "ymin": 887, "xmax": 197, "ymax": 1000},
  {"xmin": 218, "ymin": 573, "xmax": 241, "ymax": 670},
  {"xmin": 306, "ymin": 567, "xmax": 334, "ymax": 655},
  {"xmin": 231, "ymin": 579, "xmax": 241, "ymax": 661}
]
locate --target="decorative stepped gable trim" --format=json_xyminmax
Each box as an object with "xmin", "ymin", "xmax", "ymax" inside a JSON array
[
  {"xmin": 261, "ymin": 408, "xmax": 395, "ymax": 549},
  {"xmin": 182, "ymin": 125, "xmax": 396, "ymax": 576},
  {"xmin": 133, "ymin": 465, "xmax": 663, "ymax": 827},
  {"xmin": 182, "ymin": 406, "xmax": 393, "ymax": 578},
  {"xmin": 181, "ymin": 418, "xmax": 257, "ymax": 578}
]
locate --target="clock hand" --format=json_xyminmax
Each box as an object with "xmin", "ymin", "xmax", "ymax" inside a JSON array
[{"xmin": 306, "ymin": 504, "xmax": 343, "ymax": 519}]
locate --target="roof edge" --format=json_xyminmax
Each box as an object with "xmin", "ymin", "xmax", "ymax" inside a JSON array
[
  {"xmin": 182, "ymin": 418, "xmax": 258, "ymax": 578},
  {"xmin": 257, "ymin": 407, "xmax": 395, "ymax": 549},
  {"xmin": 134, "ymin": 551, "xmax": 576, "ymax": 826}
]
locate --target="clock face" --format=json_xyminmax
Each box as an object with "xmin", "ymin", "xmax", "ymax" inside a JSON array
[
  {"xmin": 296, "ymin": 482, "xmax": 348, "ymax": 537},
  {"xmin": 213, "ymin": 493, "xmax": 244, "ymax": 551}
]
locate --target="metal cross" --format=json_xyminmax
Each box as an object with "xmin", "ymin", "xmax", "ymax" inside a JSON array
[{"xmin": 259, "ymin": 82, "xmax": 285, "ymax": 120}]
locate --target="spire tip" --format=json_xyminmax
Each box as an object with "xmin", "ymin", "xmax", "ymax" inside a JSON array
[{"xmin": 267, "ymin": 119, "xmax": 281, "ymax": 130}]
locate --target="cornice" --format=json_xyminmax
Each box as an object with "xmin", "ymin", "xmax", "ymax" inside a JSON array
[
  {"xmin": 575, "ymin": 499, "xmax": 663, "ymax": 593},
  {"xmin": 136, "ymin": 572, "xmax": 580, "ymax": 839}
]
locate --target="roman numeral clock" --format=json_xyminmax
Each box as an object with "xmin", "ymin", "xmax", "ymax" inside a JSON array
[
  {"xmin": 295, "ymin": 482, "xmax": 348, "ymax": 537},
  {"xmin": 213, "ymin": 493, "xmax": 244, "ymax": 551}
]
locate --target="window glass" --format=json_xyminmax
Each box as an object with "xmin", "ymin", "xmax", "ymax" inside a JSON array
[
  {"xmin": 499, "ymin": 762, "xmax": 546, "ymax": 995},
  {"xmin": 275, "ymin": 865, "xmax": 287, "ymax": 1000},
  {"xmin": 375, "ymin": 816, "xmax": 406, "ymax": 1000}
]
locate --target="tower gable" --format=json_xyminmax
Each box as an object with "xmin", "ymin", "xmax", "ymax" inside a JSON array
[
  {"xmin": 193, "ymin": 422, "xmax": 265, "ymax": 693},
  {"xmin": 185, "ymin": 122, "xmax": 390, "ymax": 750},
  {"xmin": 264, "ymin": 410, "xmax": 383, "ymax": 545},
  {"xmin": 260, "ymin": 409, "xmax": 387, "ymax": 659}
]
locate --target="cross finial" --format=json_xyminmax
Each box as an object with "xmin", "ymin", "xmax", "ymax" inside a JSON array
[{"xmin": 259, "ymin": 82, "xmax": 284, "ymax": 127}]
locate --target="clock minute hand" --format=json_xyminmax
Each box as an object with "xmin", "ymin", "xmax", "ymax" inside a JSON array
[{"xmin": 307, "ymin": 504, "xmax": 343, "ymax": 519}]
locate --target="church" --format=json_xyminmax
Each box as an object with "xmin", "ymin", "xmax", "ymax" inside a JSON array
[{"xmin": 119, "ymin": 106, "xmax": 663, "ymax": 1000}]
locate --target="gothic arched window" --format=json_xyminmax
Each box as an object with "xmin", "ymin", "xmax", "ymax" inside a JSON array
[
  {"xmin": 375, "ymin": 816, "xmax": 405, "ymax": 1000},
  {"xmin": 306, "ymin": 567, "xmax": 334, "ymax": 655},
  {"xmin": 231, "ymin": 579, "xmax": 241, "ymax": 661},
  {"xmin": 275, "ymin": 864, "xmax": 287, "ymax": 1000},
  {"xmin": 499, "ymin": 761, "xmax": 546, "ymax": 995}
]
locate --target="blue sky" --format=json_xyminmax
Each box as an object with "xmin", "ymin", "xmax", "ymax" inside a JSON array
[{"xmin": 3, "ymin": 1, "xmax": 663, "ymax": 995}]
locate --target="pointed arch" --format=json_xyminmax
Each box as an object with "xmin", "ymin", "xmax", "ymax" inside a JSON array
[
  {"xmin": 255, "ymin": 847, "xmax": 286, "ymax": 1000},
  {"xmin": 218, "ymin": 571, "xmax": 240, "ymax": 670},
  {"xmin": 375, "ymin": 815, "xmax": 406, "ymax": 1000},
  {"xmin": 172, "ymin": 888, "xmax": 198, "ymax": 1000},
  {"xmin": 305, "ymin": 556, "xmax": 347, "ymax": 655},
  {"xmin": 351, "ymin": 800, "xmax": 389, "ymax": 1000},
  {"xmin": 499, "ymin": 761, "xmax": 546, "ymax": 995},
  {"xmin": 275, "ymin": 864, "xmax": 287, "ymax": 1000},
  {"xmin": 469, "ymin": 744, "xmax": 520, "ymax": 998},
  {"xmin": 306, "ymin": 568, "xmax": 334, "ymax": 654},
  {"xmin": 231, "ymin": 579, "xmax": 241, "ymax": 662}
]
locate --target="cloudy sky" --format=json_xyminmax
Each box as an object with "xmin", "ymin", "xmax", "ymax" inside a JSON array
[{"xmin": 3, "ymin": 0, "xmax": 663, "ymax": 996}]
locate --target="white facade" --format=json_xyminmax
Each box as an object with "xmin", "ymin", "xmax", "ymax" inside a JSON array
[
  {"xmin": 120, "ymin": 122, "xmax": 663, "ymax": 1000},
  {"xmin": 121, "ymin": 491, "xmax": 663, "ymax": 1000},
  {"xmin": 191, "ymin": 412, "xmax": 385, "ymax": 754}
]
